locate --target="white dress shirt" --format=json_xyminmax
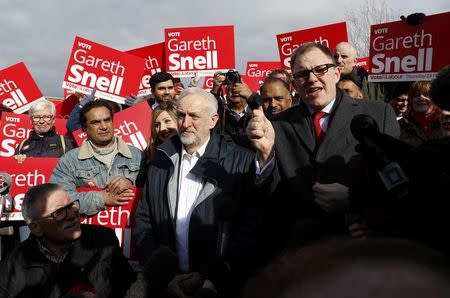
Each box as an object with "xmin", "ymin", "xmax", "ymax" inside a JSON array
[
  {"xmin": 305, "ymin": 98, "xmax": 336, "ymax": 134},
  {"xmin": 176, "ymin": 137, "xmax": 210, "ymax": 272}
]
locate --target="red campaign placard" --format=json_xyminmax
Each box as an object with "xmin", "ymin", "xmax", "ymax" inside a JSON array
[
  {"xmin": 78, "ymin": 187, "xmax": 142, "ymax": 262},
  {"xmin": 202, "ymin": 76, "xmax": 214, "ymax": 91},
  {"xmin": 276, "ymin": 22, "xmax": 348, "ymax": 70},
  {"xmin": 0, "ymin": 112, "xmax": 70, "ymax": 158},
  {"xmin": 71, "ymin": 101, "xmax": 151, "ymax": 151},
  {"xmin": 53, "ymin": 93, "xmax": 82, "ymax": 119},
  {"xmin": 165, "ymin": 25, "xmax": 235, "ymax": 77},
  {"xmin": 245, "ymin": 61, "xmax": 282, "ymax": 92},
  {"xmin": 369, "ymin": 11, "xmax": 450, "ymax": 82},
  {"xmin": 0, "ymin": 157, "xmax": 60, "ymax": 221},
  {"xmin": 356, "ymin": 57, "xmax": 370, "ymax": 72},
  {"xmin": 0, "ymin": 62, "xmax": 45, "ymax": 114},
  {"xmin": 126, "ymin": 42, "xmax": 166, "ymax": 97},
  {"xmin": 62, "ymin": 36, "xmax": 145, "ymax": 104}
]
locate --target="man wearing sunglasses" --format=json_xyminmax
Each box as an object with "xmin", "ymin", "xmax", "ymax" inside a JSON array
[
  {"xmin": 0, "ymin": 183, "xmax": 135, "ymax": 297},
  {"xmin": 13, "ymin": 99, "xmax": 76, "ymax": 163},
  {"xmin": 247, "ymin": 42, "xmax": 399, "ymax": 260}
]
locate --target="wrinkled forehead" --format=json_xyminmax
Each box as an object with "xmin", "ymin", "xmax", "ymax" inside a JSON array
[
  {"xmin": 333, "ymin": 44, "xmax": 356, "ymax": 58},
  {"xmin": 86, "ymin": 106, "xmax": 112, "ymax": 121},
  {"xmin": 39, "ymin": 189, "xmax": 71, "ymax": 216},
  {"xmin": 177, "ymin": 94, "xmax": 206, "ymax": 113}
]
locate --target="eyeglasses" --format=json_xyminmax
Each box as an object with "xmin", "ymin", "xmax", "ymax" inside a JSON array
[
  {"xmin": 31, "ymin": 115, "xmax": 53, "ymax": 122},
  {"xmin": 293, "ymin": 63, "xmax": 336, "ymax": 81},
  {"xmin": 34, "ymin": 200, "xmax": 80, "ymax": 222}
]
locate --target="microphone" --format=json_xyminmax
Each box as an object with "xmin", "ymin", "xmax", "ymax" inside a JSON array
[
  {"xmin": 350, "ymin": 115, "xmax": 409, "ymax": 194},
  {"xmin": 350, "ymin": 114, "xmax": 380, "ymax": 144},
  {"xmin": 143, "ymin": 246, "xmax": 179, "ymax": 296}
]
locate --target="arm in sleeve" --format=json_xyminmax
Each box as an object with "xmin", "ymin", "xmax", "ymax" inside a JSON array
[
  {"xmin": 254, "ymin": 154, "xmax": 276, "ymax": 185},
  {"xmin": 134, "ymin": 181, "xmax": 156, "ymax": 266},
  {"xmin": 382, "ymin": 103, "xmax": 400, "ymax": 138},
  {"xmin": 50, "ymin": 157, "xmax": 105, "ymax": 216},
  {"xmin": 66, "ymin": 104, "xmax": 82, "ymax": 133}
]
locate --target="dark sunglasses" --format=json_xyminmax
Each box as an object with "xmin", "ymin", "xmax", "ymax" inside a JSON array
[{"xmin": 34, "ymin": 200, "xmax": 80, "ymax": 222}]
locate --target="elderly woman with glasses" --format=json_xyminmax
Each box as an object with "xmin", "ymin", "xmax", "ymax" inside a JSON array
[{"xmin": 13, "ymin": 99, "xmax": 76, "ymax": 163}]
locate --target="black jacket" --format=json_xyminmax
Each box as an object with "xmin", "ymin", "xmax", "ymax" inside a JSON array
[
  {"xmin": 14, "ymin": 127, "xmax": 76, "ymax": 157},
  {"xmin": 260, "ymin": 88, "xmax": 400, "ymax": 256},
  {"xmin": 134, "ymin": 134, "xmax": 256, "ymax": 287},
  {"xmin": 0, "ymin": 225, "xmax": 135, "ymax": 298},
  {"xmin": 211, "ymin": 92, "xmax": 254, "ymax": 150},
  {"xmin": 352, "ymin": 67, "xmax": 386, "ymax": 101}
]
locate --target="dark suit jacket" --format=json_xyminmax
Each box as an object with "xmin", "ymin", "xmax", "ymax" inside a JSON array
[{"xmin": 261, "ymin": 88, "xmax": 400, "ymax": 255}]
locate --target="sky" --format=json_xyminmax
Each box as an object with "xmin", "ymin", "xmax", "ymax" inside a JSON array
[{"xmin": 0, "ymin": 0, "xmax": 449, "ymax": 97}]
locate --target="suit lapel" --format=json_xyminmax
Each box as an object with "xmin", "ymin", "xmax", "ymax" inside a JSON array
[
  {"xmin": 317, "ymin": 91, "xmax": 361, "ymax": 159},
  {"xmin": 290, "ymin": 104, "xmax": 316, "ymax": 154}
]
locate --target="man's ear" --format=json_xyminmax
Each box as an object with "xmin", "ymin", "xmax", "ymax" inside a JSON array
[
  {"xmin": 209, "ymin": 113, "xmax": 219, "ymax": 129},
  {"xmin": 28, "ymin": 222, "xmax": 43, "ymax": 237},
  {"xmin": 334, "ymin": 66, "xmax": 341, "ymax": 84}
]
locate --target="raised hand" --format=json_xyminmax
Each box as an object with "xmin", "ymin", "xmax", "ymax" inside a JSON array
[{"xmin": 246, "ymin": 106, "xmax": 275, "ymax": 168}]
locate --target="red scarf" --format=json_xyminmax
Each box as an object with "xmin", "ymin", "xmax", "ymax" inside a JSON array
[{"xmin": 409, "ymin": 108, "xmax": 442, "ymax": 138}]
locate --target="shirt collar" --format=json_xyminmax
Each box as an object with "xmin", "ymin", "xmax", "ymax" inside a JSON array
[
  {"xmin": 306, "ymin": 98, "xmax": 336, "ymax": 115},
  {"xmin": 228, "ymin": 104, "xmax": 250, "ymax": 115},
  {"xmin": 181, "ymin": 136, "xmax": 210, "ymax": 159},
  {"xmin": 78, "ymin": 136, "xmax": 132, "ymax": 160},
  {"xmin": 37, "ymin": 238, "xmax": 70, "ymax": 264}
]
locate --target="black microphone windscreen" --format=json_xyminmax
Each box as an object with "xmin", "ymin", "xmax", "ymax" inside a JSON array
[
  {"xmin": 143, "ymin": 246, "xmax": 179, "ymax": 287},
  {"xmin": 350, "ymin": 114, "xmax": 380, "ymax": 142}
]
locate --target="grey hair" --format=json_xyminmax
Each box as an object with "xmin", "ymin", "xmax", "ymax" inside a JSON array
[
  {"xmin": 22, "ymin": 183, "xmax": 62, "ymax": 223},
  {"xmin": 29, "ymin": 99, "xmax": 56, "ymax": 117},
  {"xmin": 177, "ymin": 87, "xmax": 218, "ymax": 115}
]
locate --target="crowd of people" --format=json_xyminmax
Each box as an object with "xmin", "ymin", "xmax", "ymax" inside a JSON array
[{"xmin": 0, "ymin": 38, "xmax": 450, "ymax": 298}]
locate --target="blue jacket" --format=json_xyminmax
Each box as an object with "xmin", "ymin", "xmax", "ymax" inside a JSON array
[
  {"xmin": 15, "ymin": 127, "xmax": 76, "ymax": 157},
  {"xmin": 50, "ymin": 137, "xmax": 142, "ymax": 216}
]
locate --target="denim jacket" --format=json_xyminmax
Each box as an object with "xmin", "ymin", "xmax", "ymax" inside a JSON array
[{"xmin": 50, "ymin": 137, "xmax": 142, "ymax": 216}]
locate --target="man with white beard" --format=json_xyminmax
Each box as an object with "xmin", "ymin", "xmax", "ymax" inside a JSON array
[{"xmin": 134, "ymin": 87, "xmax": 256, "ymax": 297}]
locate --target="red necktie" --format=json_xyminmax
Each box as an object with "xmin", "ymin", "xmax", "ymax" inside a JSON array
[{"xmin": 313, "ymin": 111, "xmax": 327, "ymax": 144}]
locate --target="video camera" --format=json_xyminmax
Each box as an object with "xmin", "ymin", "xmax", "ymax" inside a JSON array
[{"xmin": 222, "ymin": 70, "xmax": 241, "ymax": 86}]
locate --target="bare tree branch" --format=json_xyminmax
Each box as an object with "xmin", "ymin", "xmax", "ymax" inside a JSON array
[{"xmin": 345, "ymin": 0, "xmax": 398, "ymax": 57}]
